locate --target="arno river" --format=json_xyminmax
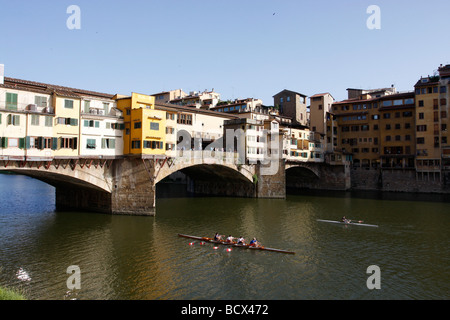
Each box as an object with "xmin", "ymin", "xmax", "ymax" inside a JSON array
[{"xmin": 0, "ymin": 173, "xmax": 449, "ymax": 300}]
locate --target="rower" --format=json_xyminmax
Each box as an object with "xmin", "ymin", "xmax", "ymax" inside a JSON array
[
  {"xmin": 226, "ymin": 235, "xmax": 234, "ymax": 243},
  {"xmin": 237, "ymin": 236, "xmax": 245, "ymax": 245},
  {"xmin": 341, "ymin": 216, "xmax": 351, "ymax": 224},
  {"xmin": 249, "ymin": 237, "xmax": 260, "ymax": 247},
  {"xmin": 214, "ymin": 233, "xmax": 224, "ymax": 241}
]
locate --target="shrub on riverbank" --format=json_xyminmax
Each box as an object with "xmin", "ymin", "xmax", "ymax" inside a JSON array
[{"xmin": 0, "ymin": 286, "xmax": 26, "ymax": 300}]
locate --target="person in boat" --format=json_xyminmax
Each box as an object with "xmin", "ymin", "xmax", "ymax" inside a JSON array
[
  {"xmin": 214, "ymin": 233, "xmax": 224, "ymax": 241},
  {"xmin": 341, "ymin": 216, "xmax": 351, "ymax": 224},
  {"xmin": 237, "ymin": 236, "xmax": 246, "ymax": 245},
  {"xmin": 249, "ymin": 237, "xmax": 260, "ymax": 247},
  {"xmin": 226, "ymin": 235, "xmax": 234, "ymax": 243}
]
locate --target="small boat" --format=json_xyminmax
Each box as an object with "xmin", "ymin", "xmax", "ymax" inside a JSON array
[
  {"xmin": 317, "ymin": 219, "xmax": 378, "ymax": 228},
  {"xmin": 178, "ymin": 234, "xmax": 295, "ymax": 254}
]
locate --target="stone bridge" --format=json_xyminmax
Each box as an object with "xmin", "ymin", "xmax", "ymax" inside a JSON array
[{"xmin": 0, "ymin": 154, "xmax": 349, "ymax": 215}]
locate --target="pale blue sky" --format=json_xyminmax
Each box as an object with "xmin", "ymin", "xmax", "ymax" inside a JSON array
[{"xmin": 1, "ymin": 0, "xmax": 449, "ymax": 103}]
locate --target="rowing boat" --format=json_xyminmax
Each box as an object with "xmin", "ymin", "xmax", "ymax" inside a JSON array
[
  {"xmin": 178, "ymin": 234, "xmax": 295, "ymax": 254},
  {"xmin": 317, "ymin": 219, "xmax": 379, "ymax": 228}
]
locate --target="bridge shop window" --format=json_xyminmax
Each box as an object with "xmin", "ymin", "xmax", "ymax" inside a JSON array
[
  {"xmin": 56, "ymin": 117, "xmax": 78, "ymax": 126},
  {"xmin": 131, "ymin": 140, "xmax": 141, "ymax": 149},
  {"xmin": 86, "ymin": 139, "xmax": 96, "ymax": 149},
  {"xmin": 177, "ymin": 114, "xmax": 193, "ymax": 125},
  {"xmin": 143, "ymin": 140, "xmax": 163, "ymax": 149},
  {"xmin": 6, "ymin": 114, "xmax": 20, "ymax": 126},
  {"xmin": 101, "ymin": 138, "xmax": 116, "ymax": 149},
  {"xmin": 150, "ymin": 122, "xmax": 159, "ymax": 131},
  {"xmin": 60, "ymin": 137, "xmax": 78, "ymax": 149},
  {"xmin": 84, "ymin": 120, "xmax": 100, "ymax": 128}
]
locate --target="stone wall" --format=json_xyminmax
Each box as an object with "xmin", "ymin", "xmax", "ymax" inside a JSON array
[{"xmin": 350, "ymin": 167, "xmax": 450, "ymax": 194}]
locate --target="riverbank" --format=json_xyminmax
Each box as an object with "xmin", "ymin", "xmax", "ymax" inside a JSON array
[{"xmin": 0, "ymin": 286, "xmax": 26, "ymax": 300}]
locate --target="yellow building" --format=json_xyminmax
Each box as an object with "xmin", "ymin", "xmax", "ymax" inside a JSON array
[
  {"xmin": 52, "ymin": 92, "xmax": 81, "ymax": 157},
  {"xmin": 115, "ymin": 93, "xmax": 166, "ymax": 156}
]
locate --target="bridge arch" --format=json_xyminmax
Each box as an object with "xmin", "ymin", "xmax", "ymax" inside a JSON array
[
  {"xmin": 154, "ymin": 158, "xmax": 254, "ymax": 185},
  {"xmin": 1, "ymin": 168, "xmax": 112, "ymax": 193}
]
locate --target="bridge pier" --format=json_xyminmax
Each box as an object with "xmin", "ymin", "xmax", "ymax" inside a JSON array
[{"xmin": 110, "ymin": 158, "xmax": 156, "ymax": 216}]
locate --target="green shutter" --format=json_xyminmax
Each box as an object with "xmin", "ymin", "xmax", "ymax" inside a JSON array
[
  {"xmin": 19, "ymin": 138, "xmax": 25, "ymax": 149},
  {"xmin": 95, "ymin": 121, "xmax": 99, "ymax": 128},
  {"xmin": 110, "ymin": 139, "xmax": 115, "ymax": 149},
  {"xmin": 6, "ymin": 93, "xmax": 18, "ymax": 110},
  {"xmin": 51, "ymin": 137, "xmax": 58, "ymax": 150},
  {"xmin": 25, "ymin": 136, "xmax": 31, "ymax": 150},
  {"xmin": 101, "ymin": 138, "xmax": 106, "ymax": 149},
  {"xmin": 84, "ymin": 120, "xmax": 89, "ymax": 127}
]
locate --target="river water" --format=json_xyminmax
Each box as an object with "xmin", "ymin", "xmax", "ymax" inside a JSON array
[{"xmin": 0, "ymin": 173, "xmax": 449, "ymax": 300}]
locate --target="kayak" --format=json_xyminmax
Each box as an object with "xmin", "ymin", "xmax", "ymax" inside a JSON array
[
  {"xmin": 178, "ymin": 234, "xmax": 295, "ymax": 254},
  {"xmin": 317, "ymin": 219, "xmax": 378, "ymax": 228}
]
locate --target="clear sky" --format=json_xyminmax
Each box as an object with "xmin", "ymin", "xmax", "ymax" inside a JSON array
[{"xmin": 1, "ymin": 0, "xmax": 449, "ymax": 104}]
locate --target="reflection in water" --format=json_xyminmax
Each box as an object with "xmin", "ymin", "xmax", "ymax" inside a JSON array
[{"xmin": 0, "ymin": 174, "xmax": 449, "ymax": 299}]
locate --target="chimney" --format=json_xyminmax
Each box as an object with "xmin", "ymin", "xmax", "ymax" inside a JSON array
[{"xmin": 0, "ymin": 64, "xmax": 4, "ymax": 85}]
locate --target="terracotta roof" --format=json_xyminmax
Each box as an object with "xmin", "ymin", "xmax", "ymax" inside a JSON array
[{"xmin": 2, "ymin": 77, "xmax": 115, "ymax": 99}]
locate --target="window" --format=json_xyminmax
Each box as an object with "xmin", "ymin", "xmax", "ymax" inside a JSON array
[
  {"xmin": 84, "ymin": 120, "xmax": 100, "ymax": 128},
  {"xmin": 382, "ymin": 101, "xmax": 392, "ymax": 107},
  {"xmin": 417, "ymin": 137, "xmax": 425, "ymax": 144},
  {"xmin": 101, "ymin": 138, "xmax": 116, "ymax": 149},
  {"xmin": 131, "ymin": 140, "xmax": 141, "ymax": 149},
  {"xmin": 383, "ymin": 113, "xmax": 391, "ymax": 119},
  {"xmin": 150, "ymin": 122, "xmax": 159, "ymax": 130},
  {"xmin": 57, "ymin": 117, "xmax": 78, "ymax": 126},
  {"xmin": 385, "ymin": 136, "xmax": 391, "ymax": 141},
  {"xmin": 45, "ymin": 116, "xmax": 53, "ymax": 127},
  {"xmin": 286, "ymin": 96, "xmax": 291, "ymax": 102},
  {"xmin": 385, "ymin": 124, "xmax": 391, "ymax": 130},
  {"xmin": 103, "ymin": 103, "xmax": 110, "ymax": 114},
  {"xmin": 84, "ymin": 101, "xmax": 91, "ymax": 113},
  {"xmin": 8, "ymin": 138, "xmax": 19, "ymax": 148},
  {"xmin": 134, "ymin": 122, "xmax": 142, "ymax": 129},
  {"xmin": 64, "ymin": 100, "xmax": 74, "ymax": 109},
  {"xmin": 31, "ymin": 115, "xmax": 40, "ymax": 126},
  {"xmin": 440, "ymin": 86, "xmax": 447, "ymax": 93},
  {"xmin": 177, "ymin": 114, "xmax": 193, "ymax": 125},
  {"xmin": 143, "ymin": 140, "xmax": 163, "ymax": 149},
  {"xmin": 417, "ymin": 125, "xmax": 427, "ymax": 132},
  {"xmin": 403, "ymin": 111, "xmax": 412, "ymax": 117},
  {"xmin": 7, "ymin": 114, "xmax": 20, "ymax": 126},
  {"xmin": 86, "ymin": 139, "xmax": 96, "ymax": 149},
  {"xmin": 419, "ymin": 113, "xmax": 424, "ymax": 119},
  {"xmin": 418, "ymin": 100, "xmax": 424, "ymax": 107},
  {"xmin": 6, "ymin": 93, "xmax": 18, "ymax": 110},
  {"xmin": 35, "ymin": 96, "xmax": 47, "ymax": 107},
  {"xmin": 60, "ymin": 137, "xmax": 78, "ymax": 149}
]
